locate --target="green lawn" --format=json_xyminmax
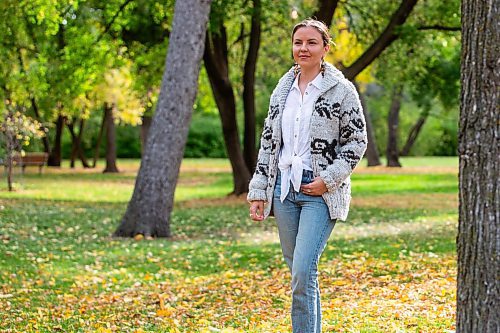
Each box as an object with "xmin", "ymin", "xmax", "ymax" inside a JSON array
[{"xmin": 0, "ymin": 158, "xmax": 458, "ymax": 332}]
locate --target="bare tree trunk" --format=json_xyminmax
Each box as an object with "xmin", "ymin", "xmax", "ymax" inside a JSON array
[
  {"xmin": 92, "ymin": 107, "xmax": 106, "ymax": 168},
  {"xmin": 355, "ymin": 82, "xmax": 381, "ymax": 166},
  {"xmin": 400, "ymin": 111, "xmax": 428, "ymax": 156},
  {"xmin": 386, "ymin": 85, "xmax": 403, "ymax": 167},
  {"xmin": 48, "ymin": 114, "xmax": 65, "ymax": 167},
  {"xmin": 67, "ymin": 119, "xmax": 90, "ymax": 168},
  {"xmin": 5, "ymin": 132, "xmax": 14, "ymax": 192},
  {"xmin": 242, "ymin": 0, "xmax": 261, "ymax": 172},
  {"xmin": 103, "ymin": 104, "xmax": 119, "ymax": 173},
  {"xmin": 203, "ymin": 24, "xmax": 251, "ymax": 194},
  {"xmin": 457, "ymin": 0, "xmax": 499, "ymax": 331},
  {"xmin": 114, "ymin": 0, "xmax": 212, "ymax": 238},
  {"xmin": 67, "ymin": 121, "xmax": 78, "ymax": 168}
]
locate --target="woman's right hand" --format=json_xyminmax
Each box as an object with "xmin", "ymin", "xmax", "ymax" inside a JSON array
[{"xmin": 249, "ymin": 200, "xmax": 265, "ymax": 221}]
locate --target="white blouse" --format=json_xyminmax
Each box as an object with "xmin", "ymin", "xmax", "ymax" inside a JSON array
[{"xmin": 278, "ymin": 72, "xmax": 323, "ymax": 202}]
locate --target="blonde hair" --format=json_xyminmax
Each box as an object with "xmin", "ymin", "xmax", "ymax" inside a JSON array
[{"xmin": 292, "ymin": 18, "xmax": 332, "ymax": 47}]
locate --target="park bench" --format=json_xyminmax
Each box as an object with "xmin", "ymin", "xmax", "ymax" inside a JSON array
[{"xmin": 3, "ymin": 152, "xmax": 49, "ymax": 174}]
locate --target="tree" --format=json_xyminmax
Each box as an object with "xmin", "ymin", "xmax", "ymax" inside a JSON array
[
  {"xmin": 456, "ymin": 0, "xmax": 499, "ymax": 331},
  {"xmin": 0, "ymin": 109, "xmax": 45, "ymax": 191},
  {"xmin": 114, "ymin": 0, "xmax": 212, "ymax": 238},
  {"xmin": 386, "ymin": 84, "xmax": 403, "ymax": 167},
  {"xmin": 314, "ymin": 0, "xmax": 418, "ymax": 166}
]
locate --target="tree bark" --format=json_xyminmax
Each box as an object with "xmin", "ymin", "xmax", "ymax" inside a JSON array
[
  {"xmin": 103, "ymin": 103, "xmax": 119, "ymax": 173},
  {"xmin": 92, "ymin": 107, "xmax": 106, "ymax": 168},
  {"xmin": 67, "ymin": 119, "xmax": 90, "ymax": 168},
  {"xmin": 47, "ymin": 114, "xmax": 65, "ymax": 167},
  {"xmin": 457, "ymin": 0, "xmax": 499, "ymax": 331},
  {"xmin": 242, "ymin": 0, "xmax": 261, "ymax": 172},
  {"xmin": 400, "ymin": 111, "xmax": 428, "ymax": 156},
  {"xmin": 343, "ymin": 0, "xmax": 419, "ymax": 80},
  {"xmin": 355, "ymin": 82, "xmax": 381, "ymax": 166},
  {"xmin": 114, "ymin": 0, "xmax": 212, "ymax": 238},
  {"xmin": 386, "ymin": 85, "xmax": 403, "ymax": 167},
  {"xmin": 312, "ymin": 0, "xmax": 339, "ymax": 27},
  {"xmin": 204, "ymin": 23, "xmax": 251, "ymax": 194}
]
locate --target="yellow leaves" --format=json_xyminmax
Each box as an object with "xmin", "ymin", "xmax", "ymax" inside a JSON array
[
  {"xmin": 332, "ymin": 279, "xmax": 350, "ymax": 286},
  {"xmin": 96, "ymin": 328, "xmax": 113, "ymax": 333},
  {"xmin": 324, "ymin": 9, "xmax": 375, "ymax": 91},
  {"xmin": 92, "ymin": 66, "xmax": 145, "ymax": 126}
]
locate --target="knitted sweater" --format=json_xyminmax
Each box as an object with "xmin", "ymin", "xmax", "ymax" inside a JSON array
[{"xmin": 247, "ymin": 62, "xmax": 368, "ymax": 221}]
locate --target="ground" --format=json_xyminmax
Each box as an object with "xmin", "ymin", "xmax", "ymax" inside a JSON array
[{"xmin": 0, "ymin": 157, "xmax": 458, "ymax": 332}]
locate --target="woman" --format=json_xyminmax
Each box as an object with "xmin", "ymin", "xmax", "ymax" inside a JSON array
[{"xmin": 247, "ymin": 18, "xmax": 368, "ymax": 332}]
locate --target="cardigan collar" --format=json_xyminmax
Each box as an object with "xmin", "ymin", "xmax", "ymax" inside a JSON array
[{"xmin": 275, "ymin": 62, "xmax": 344, "ymax": 109}]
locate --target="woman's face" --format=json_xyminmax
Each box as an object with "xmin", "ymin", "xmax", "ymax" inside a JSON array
[{"xmin": 292, "ymin": 26, "xmax": 329, "ymax": 71}]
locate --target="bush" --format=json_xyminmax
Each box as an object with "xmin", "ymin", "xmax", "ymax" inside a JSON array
[{"xmin": 184, "ymin": 115, "xmax": 226, "ymax": 158}]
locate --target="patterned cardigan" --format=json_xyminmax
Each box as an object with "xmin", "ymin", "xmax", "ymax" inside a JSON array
[{"xmin": 247, "ymin": 62, "xmax": 368, "ymax": 221}]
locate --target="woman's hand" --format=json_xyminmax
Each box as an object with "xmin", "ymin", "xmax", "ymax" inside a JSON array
[
  {"xmin": 300, "ymin": 177, "xmax": 328, "ymax": 196},
  {"xmin": 249, "ymin": 200, "xmax": 265, "ymax": 221}
]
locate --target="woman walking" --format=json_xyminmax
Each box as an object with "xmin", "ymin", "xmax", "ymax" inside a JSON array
[{"xmin": 247, "ymin": 18, "xmax": 368, "ymax": 332}]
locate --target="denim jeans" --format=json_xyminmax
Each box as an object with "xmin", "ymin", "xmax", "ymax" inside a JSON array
[{"xmin": 273, "ymin": 170, "xmax": 336, "ymax": 333}]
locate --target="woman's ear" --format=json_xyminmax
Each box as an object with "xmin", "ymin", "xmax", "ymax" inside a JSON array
[{"xmin": 324, "ymin": 44, "xmax": 330, "ymax": 54}]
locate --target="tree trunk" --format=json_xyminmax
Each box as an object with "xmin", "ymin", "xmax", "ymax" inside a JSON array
[
  {"xmin": 67, "ymin": 119, "xmax": 90, "ymax": 168},
  {"xmin": 47, "ymin": 114, "xmax": 65, "ymax": 167},
  {"xmin": 92, "ymin": 107, "xmax": 107, "ymax": 168},
  {"xmin": 355, "ymin": 82, "xmax": 381, "ymax": 166},
  {"xmin": 103, "ymin": 103, "xmax": 119, "ymax": 173},
  {"xmin": 204, "ymin": 23, "xmax": 251, "ymax": 194},
  {"xmin": 456, "ymin": 0, "xmax": 499, "ymax": 331},
  {"xmin": 400, "ymin": 111, "xmax": 428, "ymax": 156},
  {"xmin": 312, "ymin": 0, "xmax": 339, "ymax": 27},
  {"xmin": 140, "ymin": 114, "xmax": 152, "ymax": 156},
  {"xmin": 242, "ymin": 0, "xmax": 261, "ymax": 172},
  {"xmin": 386, "ymin": 85, "xmax": 403, "ymax": 167},
  {"xmin": 114, "ymin": 0, "xmax": 211, "ymax": 238},
  {"xmin": 5, "ymin": 132, "xmax": 14, "ymax": 192},
  {"xmin": 67, "ymin": 121, "xmax": 78, "ymax": 168},
  {"xmin": 31, "ymin": 97, "xmax": 51, "ymax": 155}
]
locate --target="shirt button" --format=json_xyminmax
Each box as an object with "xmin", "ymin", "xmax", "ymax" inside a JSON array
[
  {"xmin": 305, "ymin": 92, "xmax": 308, "ymax": 95},
  {"xmin": 294, "ymin": 134, "xmax": 297, "ymax": 138},
  {"xmin": 296, "ymin": 117, "xmax": 299, "ymax": 121}
]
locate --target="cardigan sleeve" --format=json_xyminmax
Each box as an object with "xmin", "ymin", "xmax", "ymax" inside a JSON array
[
  {"xmin": 247, "ymin": 106, "xmax": 274, "ymax": 202},
  {"xmin": 319, "ymin": 88, "xmax": 368, "ymax": 193}
]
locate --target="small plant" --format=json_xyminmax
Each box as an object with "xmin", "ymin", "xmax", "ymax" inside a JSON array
[{"xmin": 0, "ymin": 105, "xmax": 46, "ymax": 191}]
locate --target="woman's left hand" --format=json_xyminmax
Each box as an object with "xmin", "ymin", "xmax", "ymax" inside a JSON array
[{"xmin": 300, "ymin": 177, "xmax": 328, "ymax": 196}]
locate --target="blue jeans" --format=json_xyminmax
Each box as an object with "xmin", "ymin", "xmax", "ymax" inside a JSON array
[{"xmin": 273, "ymin": 170, "xmax": 336, "ymax": 333}]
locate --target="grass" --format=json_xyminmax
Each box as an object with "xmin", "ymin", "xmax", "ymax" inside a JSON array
[{"xmin": 0, "ymin": 157, "xmax": 458, "ymax": 332}]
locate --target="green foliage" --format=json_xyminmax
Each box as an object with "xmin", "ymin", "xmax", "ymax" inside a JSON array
[{"xmin": 185, "ymin": 115, "xmax": 227, "ymax": 158}]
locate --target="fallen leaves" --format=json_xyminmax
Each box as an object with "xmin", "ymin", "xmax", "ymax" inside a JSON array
[{"xmin": 0, "ymin": 251, "xmax": 456, "ymax": 332}]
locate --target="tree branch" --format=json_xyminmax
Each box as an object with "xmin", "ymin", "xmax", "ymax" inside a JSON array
[
  {"xmin": 312, "ymin": 0, "xmax": 340, "ymax": 27},
  {"xmin": 418, "ymin": 25, "xmax": 461, "ymax": 31},
  {"xmin": 95, "ymin": 0, "xmax": 134, "ymax": 43},
  {"xmin": 343, "ymin": 0, "xmax": 419, "ymax": 80}
]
